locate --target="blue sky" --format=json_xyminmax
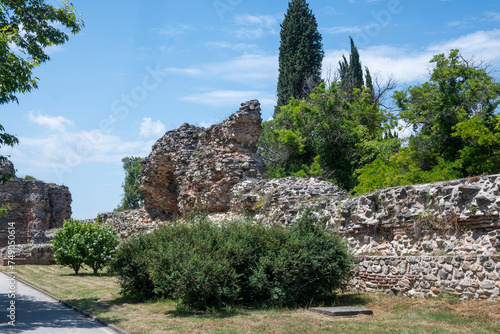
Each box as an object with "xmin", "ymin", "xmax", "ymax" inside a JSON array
[{"xmin": 1, "ymin": 0, "xmax": 500, "ymax": 219}]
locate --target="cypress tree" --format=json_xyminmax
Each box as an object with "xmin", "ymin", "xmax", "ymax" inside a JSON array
[
  {"xmin": 339, "ymin": 37, "xmax": 370, "ymax": 99},
  {"xmin": 276, "ymin": 0, "xmax": 324, "ymax": 110},
  {"xmin": 349, "ymin": 37, "xmax": 364, "ymax": 91},
  {"xmin": 365, "ymin": 66, "xmax": 375, "ymax": 103}
]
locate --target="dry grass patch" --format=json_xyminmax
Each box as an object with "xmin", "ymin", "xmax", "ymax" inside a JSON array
[{"xmin": 3, "ymin": 265, "xmax": 499, "ymax": 334}]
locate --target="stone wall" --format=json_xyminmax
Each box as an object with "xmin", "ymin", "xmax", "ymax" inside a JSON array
[
  {"xmin": 92, "ymin": 209, "xmax": 158, "ymax": 240},
  {"xmin": 0, "ymin": 161, "xmax": 72, "ymax": 264},
  {"xmin": 139, "ymin": 100, "xmax": 266, "ymax": 217},
  {"xmin": 352, "ymin": 255, "xmax": 500, "ymax": 299},
  {"xmin": 231, "ymin": 174, "xmax": 500, "ymax": 253},
  {"xmin": 0, "ymin": 164, "xmax": 72, "ymax": 247}
]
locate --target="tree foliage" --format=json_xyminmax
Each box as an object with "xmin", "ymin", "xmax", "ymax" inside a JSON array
[
  {"xmin": 52, "ymin": 218, "xmax": 118, "ymax": 275},
  {"xmin": 116, "ymin": 156, "xmax": 145, "ymax": 211},
  {"xmin": 0, "ymin": 0, "xmax": 84, "ymax": 181},
  {"xmin": 0, "ymin": 0, "xmax": 84, "ymax": 104},
  {"xmin": 276, "ymin": 0, "xmax": 323, "ymax": 109},
  {"xmin": 355, "ymin": 49, "xmax": 500, "ymax": 193},
  {"xmin": 261, "ymin": 39, "xmax": 398, "ymax": 189}
]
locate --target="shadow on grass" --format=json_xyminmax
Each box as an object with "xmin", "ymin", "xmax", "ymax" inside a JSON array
[
  {"xmin": 164, "ymin": 293, "xmax": 374, "ymax": 319},
  {"xmin": 65, "ymin": 294, "xmax": 144, "ymax": 323},
  {"xmin": 327, "ymin": 293, "xmax": 374, "ymax": 307},
  {"xmin": 166, "ymin": 309, "xmax": 247, "ymax": 319},
  {"xmin": 61, "ymin": 272, "xmax": 115, "ymax": 278}
]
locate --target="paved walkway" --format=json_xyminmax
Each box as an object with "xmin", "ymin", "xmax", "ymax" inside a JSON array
[{"xmin": 0, "ymin": 272, "xmax": 116, "ymax": 333}]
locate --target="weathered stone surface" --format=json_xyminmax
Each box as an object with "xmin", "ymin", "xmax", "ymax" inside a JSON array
[
  {"xmin": 139, "ymin": 123, "xmax": 204, "ymax": 217},
  {"xmin": 0, "ymin": 163, "xmax": 72, "ymax": 247},
  {"xmin": 140, "ymin": 100, "xmax": 266, "ymax": 216},
  {"xmin": 0, "ymin": 160, "xmax": 15, "ymax": 176},
  {"xmin": 1, "ymin": 243, "xmax": 55, "ymax": 265},
  {"xmin": 230, "ymin": 176, "xmax": 345, "ymax": 224},
  {"xmin": 352, "ymin": 255, "xmax": 499, "ymax": 300},
  {"xmin": 91, "ymin": 208, "xmax": 159, "ymax": 240},
  {"xmin": 179, "ymin": 100, "xmax": 266, "ymax": 213}
]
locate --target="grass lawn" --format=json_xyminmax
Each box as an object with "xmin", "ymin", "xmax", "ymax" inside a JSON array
[{"xmin": 3, "ymin": 265, "xmax": 500, "ymax": 334}]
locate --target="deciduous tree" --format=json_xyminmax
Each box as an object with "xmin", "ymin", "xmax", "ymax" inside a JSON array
[
  {"xmin": 116, "ymin": 157, "xmax": 145, "ymax": 211},
  {"xmin": 0, "ymin": 0, "xmax": 84, "ymax": 181}
]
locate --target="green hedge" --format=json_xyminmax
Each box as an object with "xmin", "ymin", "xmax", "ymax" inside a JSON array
[{"xmin": 110, "ymin": 212, "xmax": 353, "ymax": 310}]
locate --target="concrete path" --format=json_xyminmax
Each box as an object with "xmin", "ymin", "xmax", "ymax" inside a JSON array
[{"xmin": 0, "ymin": 272, "xmax": 116, "ymax": 333}]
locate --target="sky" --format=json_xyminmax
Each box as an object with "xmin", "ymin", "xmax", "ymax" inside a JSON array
[{"xmin": 1, "ymin": 0, "xmax": 500, "ymax": 219}]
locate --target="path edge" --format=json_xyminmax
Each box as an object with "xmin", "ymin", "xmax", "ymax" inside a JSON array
[{"xmin": 1, "ymin": 271, "xmax": 130, "ymax": 334}]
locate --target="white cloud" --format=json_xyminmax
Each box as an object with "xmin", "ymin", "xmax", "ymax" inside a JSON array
[
  {"xmin": 1, "ymin": 113, "xmax": 155, "ymax": 182},
  {"xmin": 485, "ymin": 12, "xmax": 500, "ymax": 22},
  {"xmin": 164, "ymin": 67, "xmax": 203, "ymax": 76},
  {"xmin": 323, "ymin": 29, "xmax": 500, "ymax": 84},
  {"xmin": 205, "ymin": 41, "xmax": 258, "ymax": 51},
  {"xmin": 323, "ymin": 23, "xmax": 380, "ymax": 35},
  {"xmin": 231, "ymin": 14, "xmax": 279, "ymax": 39},
  {"xmin": 28, "ymin": 111, "xmax": 74, "ymax": 131},
  {"xmin": 205, "ymin": 53, "xmax": 278, "ymax": 83},
  {"xmin": 180, "ymin": 90, "xmax": 276, "ymax": 109},
  {"xmin": 163, "ymin": 53, "xmax": 278, "ymax": 86},
  {"xmin": 140, "ymin": 118, "xmax": 166, "ymax": 138},
  {"xmin": 152, "ymin": 24, "xmax": 196, "ymax": 37}
]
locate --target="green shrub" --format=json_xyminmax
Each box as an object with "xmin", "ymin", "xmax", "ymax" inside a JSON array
[
  {"xmin": 52, "ymin": 218, "xmax": 118, "ymax": 275},
  {"xmin": 109, "ymin": 233, "xmax": 156, "ymax": 298},
  {"xmin": 82, "ymin": 222, "xmax": 119, "ymax": 274},
  {"xmin": 110, "ymin": 212, "xmax": 353, "ymax": 310}
]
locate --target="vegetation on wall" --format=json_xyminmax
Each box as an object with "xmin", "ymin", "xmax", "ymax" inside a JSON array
[
  {"xmin": 261, "ymin": 38, "xmax": 399, "ymax": 189},
  {"xmin": 354, "ymin": 50, "xmax": 500, "ymax": 193},
  {"xmin": 264, "ymin": 24, "xmax": 500, "ymax": 194}
]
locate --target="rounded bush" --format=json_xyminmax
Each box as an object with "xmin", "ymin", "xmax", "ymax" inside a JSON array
[
  {"xmin": 110, "ymin": 212, "xmax": 353, "ymax": 310},
  {"xmin": 52, "ymin": 218, "xmax": 118, "ymax": 275}
]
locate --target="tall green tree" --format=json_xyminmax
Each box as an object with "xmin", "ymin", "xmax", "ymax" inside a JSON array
[
  {"xmin": 260, "ymin": 82, "xmax": 398, "ymax": 189},
  {"xmin": 395, "ymin": 49, "xmax": 500, "ymax": 171},
  {"xmin": 0, "ymin": 0, "xmax": 84, "ymax": 181},
  {"xmin": 276, "ymin": 0, "xmax": 324, "ymax": 109},
  {"xmin": 339, "ymin": 37, "xmax": 369, "ymax": 98},
  {"xmin": 261, "ymin": 38, "xmax": 398, "ymax": 189},
  {"xmin": 116, "ymin": 157, "xmax": 145, "ymax": 211},
  {"xmin": 355, "ymin": 49, "xmax": 500, "ymax": 194}
]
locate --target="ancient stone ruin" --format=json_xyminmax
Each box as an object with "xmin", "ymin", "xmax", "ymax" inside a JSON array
[
  {"xmin": 52, "ymin": 99, "xmax": 500, "ymax": 300},
  {"xmin": 139, "ymin": 99, "xmax": 266, "ymax": 217},
  {"xmin": 0, "ymin": 160, "xmax": 72, "ymax": 264}
]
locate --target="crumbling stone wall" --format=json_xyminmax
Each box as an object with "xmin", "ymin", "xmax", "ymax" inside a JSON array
[
  {"xmin": 139, "ymin": 100, "xmax": 266, "ymax": 216},
  {"xmin": 0, "ymin": 161, "xmax": 71, "ymax": 264},
  {"xmin": 230, "ymin": 174, "xmax": 500, "ymax": 299},
  {"xmin": 0, "ymin": 162, "xmax": 72, "ymax": 247},
  {"xmin": 139, "ymin": 123, "xmax": 203, "ymax": 217}
]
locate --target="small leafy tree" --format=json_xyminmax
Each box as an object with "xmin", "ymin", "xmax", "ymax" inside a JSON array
[
  {"xmin": 52, "ymin": 219, "xmax": 87, "ymax": 275},
  {"xmin": 82, "ymin": 221, "xmax": 119, "ymax": 275},
  {"xmin": 52, "ymin": 218, "xmax": 118, "ymax": 275},
  {"xmin": 116, "ymin": 156, "xmax": 145, "ymax": 211}
]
